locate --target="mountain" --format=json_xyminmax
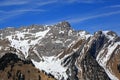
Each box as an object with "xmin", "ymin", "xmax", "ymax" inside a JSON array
[{"xmin": 0, "ymin": 21, "xmax": 119, "ymax": 80}]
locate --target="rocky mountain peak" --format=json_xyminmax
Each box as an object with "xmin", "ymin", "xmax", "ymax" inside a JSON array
[{"xmin": 55, "ymin": 21, "xmax": 71, "ymax": 29}]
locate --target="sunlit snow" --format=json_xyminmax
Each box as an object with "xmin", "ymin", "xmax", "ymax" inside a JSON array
[
  {"xmin": 6, "ymin": 27, "xmax": 50, "ymax": 58},
  {"xmin": 32, "ymin": 56, "xmax": 68, "ymax": 80}
]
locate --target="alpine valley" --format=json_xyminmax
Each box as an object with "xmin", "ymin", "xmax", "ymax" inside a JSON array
[{"xmin": 0, "ymin": 22, "xmax": 120, "ymax": 80}]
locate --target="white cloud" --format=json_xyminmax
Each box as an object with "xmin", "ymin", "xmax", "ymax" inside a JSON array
[
  {"xmin": 0, "ymin": 0, "xmax": 57, "ymax": 7},
  {"xmin": 0, "ymin": 9, "xmax": 45, "ymax": 22},
  {"xmin": 107, "ymin": 5, "xmax": 120, "ymax": 8},
  {"xmin": 8, "ymin": 9, "xmax": 45, "ymax": 13},
  {"xmin": 77, "ymin": 0, "xmax": 104, "ymax": 3},
  {"xmin": 0, "ymin": 10, "xmax": 5, "ymax": 13},
  {"xmin": 0, "ymin": 0, "xmax": 104, "ymax": 7},
  {"xmin": 36, "ymin": 0, "xmax": 57, "ymax": 6},
  {"xmin": 0, "ymin": 0, "xmax": 57, "ymax": 21},
  {"xmin": 0, "ymin": 0, "xmax": 28, "ymax": 6},
  {"xmin": 60, "ymin": 0, "xmax": 104, "ymax": 4},
  {"xmin": 0, "ymin": 0, "xmax": 114, "ymax": 22},
  {"xmin": 68, "ymin": 11, "xmax": 120, "ymax": 23}
]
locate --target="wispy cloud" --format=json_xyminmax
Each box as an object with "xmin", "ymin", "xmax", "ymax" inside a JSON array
[
  {"xmin": 0, "ymin": 9, "xmax": 45, "ymax": 14},
  {"xmin": 0, "ymin": 8, "xmax": 46, "ymax": 21},
  {"xmin": 0, "ymin": 0, "xmax": 57, "ymax": 7},
  {"xmin": 0, "ymin": 0, "xmax": 57, "ymax": 21},
  {"xmin": 36, "ymin": 0, "xmax": 57, "ymax": 6},
  {"xmin": 0, "ymin": 0, "xmax": 104, "ymax": 7},
  {"xmin": 68, "ymin": 11, "xmax": 120, "ymax": 23},
  {"xmin": 60, "ymin": 0, "xmax": 105, "ymax": 4},
  {"xmin": 0, "ymin": 0, "xmax": 29, "ymax": 6},
  {"xmin": 0, "ymin": 0, "xmax": 113, "ymax": 22},
  {"xmin": 107, "ymin": 5, "xmax": 120, "ymax": 8},
  {"xmin": 77, "ymin": 0, "xmax": 104, "ymax": 3}
]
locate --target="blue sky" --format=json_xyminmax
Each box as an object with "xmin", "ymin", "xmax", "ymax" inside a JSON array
[{"xmin": 0, "ymin": 0, "xmax": 120, "ymax": 35}]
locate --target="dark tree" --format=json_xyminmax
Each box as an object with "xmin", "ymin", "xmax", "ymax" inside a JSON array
[
  {"xmin": 39, "ymin": 75, "xmax": 41, "ymax": 80},
  {"xmin": 117, "ymin": 64, "xmax": 120, "ymax": 73}
]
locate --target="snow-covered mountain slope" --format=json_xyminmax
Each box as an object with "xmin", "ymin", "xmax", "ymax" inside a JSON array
[
  {"xmin": 0, "ymin": 22, "xmax": 119, "ymax": 80},
  {"xmin": 95, "ymin": 31, "xmax": 120, "ymax": 80}
]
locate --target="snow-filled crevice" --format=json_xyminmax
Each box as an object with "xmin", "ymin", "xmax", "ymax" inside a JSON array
[{"xmin": 31, "ymin": 56, "xmax": 68, "ymax": 80}]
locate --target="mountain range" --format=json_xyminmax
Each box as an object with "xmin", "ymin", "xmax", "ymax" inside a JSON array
[{"xmin": 0, "ymin": 21, "xmax": 120, "ymax": 80}]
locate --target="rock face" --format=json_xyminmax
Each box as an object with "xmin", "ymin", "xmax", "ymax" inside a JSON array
[{"xmin": 0, "ymin": 21, "xmax": 120, "ymax": 80}]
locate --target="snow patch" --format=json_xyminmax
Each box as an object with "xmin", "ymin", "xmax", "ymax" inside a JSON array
[
  {"xmin": 102, "ymin": 31, "xmax": 115, "ymax": 41},
  {"xmin": 32, "ymin": 56, "xmax": 68, "ymax": 80},
  {"xmin": 0, "ymin": 46, "xmax": 2, "ymax": 50},
  {"xmin": 68, "ymin": 30, "xmax": 72, "ymax": 36},
  {"xmin": 65, "ymin": 39, "xmax": 71, "ymax": 43},
  {"xmin": 78, "ymin": 31, "xmax": 92, "ymax": 40},
  {"xmin": 59, "ymin": 30, "xmax": 64, "ymax": 34},
  {"xmin": 97, "ymin": 42, "xmax": 120, "ymax": 80},
  {"xmin": 105, "ymin": 68, "xmax": 119, "ymax": 80},
  {"xmin": 6, "ymin": 27, "xmax": 50, "ymax": 58},
  {"xmin": 97, "ymin": 42, "xmax": 120, "ymax": 67},
  {"xmin": 54, "ymin": 40, "xmax": 63, "ymax": 43}
]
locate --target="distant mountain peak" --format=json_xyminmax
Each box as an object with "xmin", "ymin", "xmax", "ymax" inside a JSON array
[{"xmin": 55, "ymin": 21, "xmax": 71, "ymax": 28}]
